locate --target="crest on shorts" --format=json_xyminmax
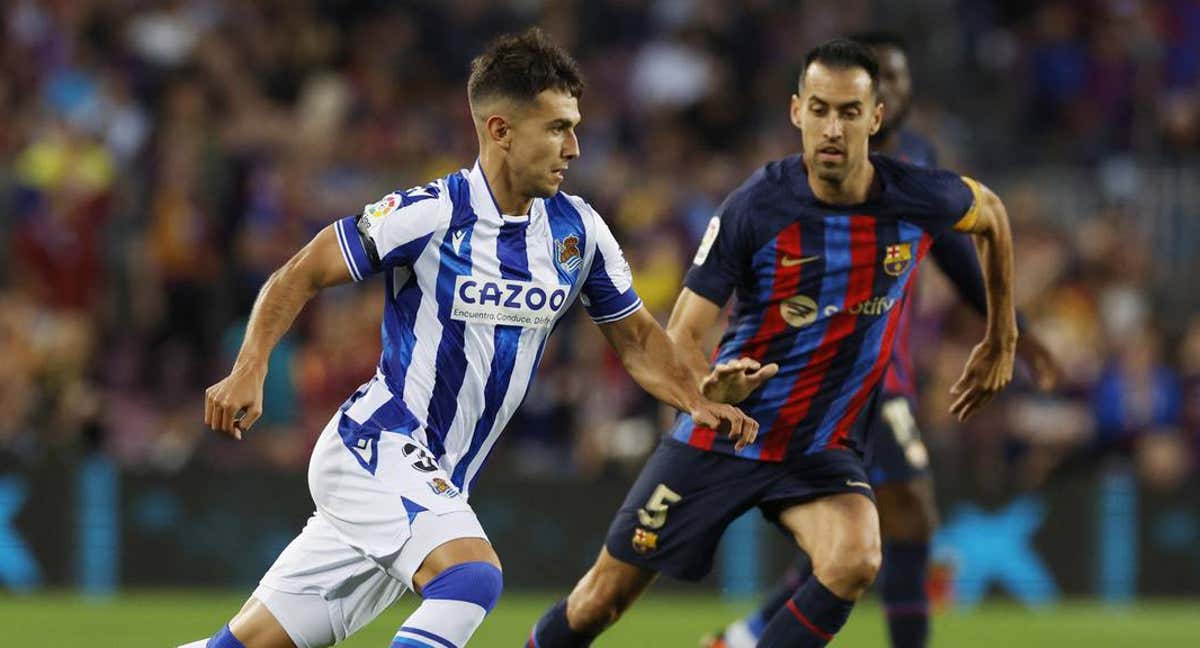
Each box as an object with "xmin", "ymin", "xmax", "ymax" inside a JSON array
[
  {"xmin": 883, "ymin": 243, "xmax": 913, "ymax": 276},
  {"xmin": 555, "ymin": 234, "xmax": 582, "ymax": 274},
  {"xmin": 631, "ymin": 528, "xmax": 659, "ymax": 554},
  {"xmin": 427, "ymin": 477, "xmax": 461, "ymax": 498}
]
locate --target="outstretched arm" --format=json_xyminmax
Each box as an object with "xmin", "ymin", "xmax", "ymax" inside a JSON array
[
  {"xmin": 948, "ymin": 182, "xmax": 1018, "ymax": 421},
  {"xmin": 597, "ymin": 305, "xmax": 760, "ymax": 450},
  {"xmin": 204, "ymin": 225, "xmax": 353, "ymax": 438}
]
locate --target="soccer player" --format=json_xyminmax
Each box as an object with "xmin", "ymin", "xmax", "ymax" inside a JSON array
[
  {"xmin": 528, "ymin": 39, "xmax": 1019, "ymax": 648},
  {"xmin": 703, "ymin": 32, "xmax": 1062, "ymax": 648},
  {"xmin": 180, "ymin": 29, "xmax": 758, "ymax": 648}
]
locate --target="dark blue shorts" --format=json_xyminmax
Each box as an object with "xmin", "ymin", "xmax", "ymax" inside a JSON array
[
  {"xmin": 603, "ymin": 437, "xmax": 873, "ymax": 581},
  {"xmin": 864, "ymin": 394, "xmax": 931, "ymax": 486}
]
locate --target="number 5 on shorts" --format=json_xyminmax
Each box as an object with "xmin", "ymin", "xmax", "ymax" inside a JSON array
[{"xmin": 637, "ymin": 484, "xmax": 682, "ymax": 530}]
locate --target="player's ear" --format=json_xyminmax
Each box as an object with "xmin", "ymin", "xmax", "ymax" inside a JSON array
[
  {"xmin": 789, "ymin": 94, "xmax": 803, "ymax": 129},
  {"xmin": 485, "ymin": 114, "xmax": 512, "ymax": 150},
  {"xmin": 869, "ymin": 98, "xmax": 883, "ymax": 136}
]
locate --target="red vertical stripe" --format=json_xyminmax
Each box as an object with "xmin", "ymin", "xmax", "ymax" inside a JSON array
[
  {"xmin": 825, "ymin": 233, "xmax": 932, "ymax": 449},
  {"xmin": 689, "ymin": 224, "xmax": 802, "ymax": 452},
  {"xmin": 759, "ymin": 216, "xmax": 877, "ymax": 461}
]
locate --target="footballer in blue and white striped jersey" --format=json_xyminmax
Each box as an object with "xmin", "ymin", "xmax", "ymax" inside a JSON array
[
  {"xmin": 194, "ymin": 28, "xmax": 757, "ymax": 648},
  {"xmin": 330, "ymin": 160, "xmax": 643, "ymax": 495}
]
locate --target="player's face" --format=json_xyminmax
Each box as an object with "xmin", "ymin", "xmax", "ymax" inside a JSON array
[
  {"xmin": 873, "ymin": 45, "xmax": 912, "ymax": 133},
  {"xmin": 790, "ymin": 63, "xmax": 882, "ymax": 184},
  {"xmin": 508, "ymin": 89, "xmax": 581, "ymax": 199}
]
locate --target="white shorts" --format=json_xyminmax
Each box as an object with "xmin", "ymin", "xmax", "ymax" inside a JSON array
[{"xmin": 255, "ymin": 412, "xmax": 488, "ymax": 647}]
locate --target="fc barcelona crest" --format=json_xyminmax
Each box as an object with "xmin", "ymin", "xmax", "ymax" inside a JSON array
[
  {"xmin": 555, "ymin": 234, "xmax": 583, "ymax": 273},
  {"xmin": 883, "ymin": 243, "xmax": 912, "ymax": 277}
]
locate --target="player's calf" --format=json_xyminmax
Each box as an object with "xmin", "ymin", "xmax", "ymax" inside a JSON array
[
  {"xmin": 528, "ymin": 548, "xmax": 655, "ymax": 647},
  {"xmin": 877, "ymin": 478, "xmax": 939, "ymax": 648}
]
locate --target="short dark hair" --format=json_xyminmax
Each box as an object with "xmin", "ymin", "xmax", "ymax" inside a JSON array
[
  {"xmin": 799, "ymin": 38, "xmax": 880, "ymax": 97},
  {"xmin": 849, "ymin": 30, "xmax": 910, "ymax": 57},
  {"xmin": 467, "ymin": 27, "xmax": 584, "ymax": 110}
]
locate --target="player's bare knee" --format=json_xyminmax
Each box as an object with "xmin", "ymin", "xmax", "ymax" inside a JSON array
[{"xmin": 815, "ymin": 540, "xmax": 881, "ymax": 599}]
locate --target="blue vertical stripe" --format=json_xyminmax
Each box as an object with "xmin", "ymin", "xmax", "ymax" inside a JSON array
[
  {"xmin": 379, "ymin": 269, "xmax": 425, "ymax": 408},
  {"xmin": 1097, "ymin": 469, "xmax": 1138, "ymax": 604},
  {"xmin": 77, "ymin": 454, "xmax": 118, "ymax": 596},
  {"xmin": 452, "ymin": 219, "xmax": 531, "ymax": 489},
  {"xmin": 425, "ymin": 173, "xmax": 477, "ymax": 458},
  {"xmin": 713, "ymin": 241, "xmax": 777, "ymax": 364}
]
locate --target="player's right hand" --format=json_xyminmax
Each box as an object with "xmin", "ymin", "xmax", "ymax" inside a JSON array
[
  {"xmin": 204, "ymin": 364, "xmax": 266, "ymax": 440},
  {"xmin": 690, "ymin": 400, "xmax": 759, "ymax": 452},
  {"xmin": 949, "ymin": 337, "xmax": 1015, "ymax": 422},
  {"xmin": 700, "ymin": 357, "xmax": 779, "ymax": 404}
]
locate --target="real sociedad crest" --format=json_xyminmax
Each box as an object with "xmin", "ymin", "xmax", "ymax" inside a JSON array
[
  {"xmin": 883, "ymin": 243, "xmax": 913, "ymax": 277},
  {"xmin": 555, "ymin": 234, "xmax": 583, "ymax": 274}
]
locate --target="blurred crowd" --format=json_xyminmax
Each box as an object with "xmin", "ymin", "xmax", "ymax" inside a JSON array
[{"xmin": 1, "ymin": 0, "xmax": 1198, "ymax": 497}]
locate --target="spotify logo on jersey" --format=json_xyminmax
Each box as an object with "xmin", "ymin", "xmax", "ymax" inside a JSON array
[{"xmin": 780, "ymin": 295, "xmax": 819, "ymax": 328}]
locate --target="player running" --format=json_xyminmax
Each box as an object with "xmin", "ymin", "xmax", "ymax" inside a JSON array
[
  {"xmin": 703, "ymin": 31, "xmax": 1061, "ymax": 648},
  {"xmin": 528, "ymin": 39, "xmax": 1019, "ymax": 648},
  {"xmin": 181, "ymin": 29, "xmax": 757, "ymax": 648}
]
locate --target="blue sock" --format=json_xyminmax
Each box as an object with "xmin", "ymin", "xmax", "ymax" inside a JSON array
[
  {"xmin": 758, "ymin": 577, "xmax": 855, "ymax": 648},
  {"xmin": 207, "ymin": 625, "xmax": 245, "ymax": 648},
  {"xmin": 881, "ymin": 541, "xmax": 930, "ymax": 648},
  {"xmin": 392, "ymin": 561, "xmax": 502, "ymax": 648},
  {"xmin": 743, "ymin": 554, "xmax": 811, "ymax": 637},
  {"xmin": 528, "ymin": 599, "xmax": 596, "ymax": 648}
]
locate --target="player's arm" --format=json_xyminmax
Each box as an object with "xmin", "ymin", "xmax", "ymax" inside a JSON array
[
  {"xmin": 204, "ymin": 226, "xmax": 352, "ymax": 438},
  {"xmin": 665, "ymin": 288, "xmax": 778, "ymax": 404},
  {"xmin": 597, "ymin": 305, "xmax": 760, "ymax": 451},
  {"xmin": 930, "ymin": 234, "xmax": 1061, "ymax": 391},
  {"xmin": 947, "ymin": 180, "xmax": 1018, "ymax": 421}
]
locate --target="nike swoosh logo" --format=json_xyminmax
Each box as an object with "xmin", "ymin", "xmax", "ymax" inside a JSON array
[
  {"xmin": 781, "ymin": 255, "xmax": 821, "ymax": 267},
  {"xmin": 845, "ymin": 480, "xmax": 873, "ymax": 490}
]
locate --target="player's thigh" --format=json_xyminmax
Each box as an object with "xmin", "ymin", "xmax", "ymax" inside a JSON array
[
  {"xmin": 256, "ymin": 513, "xmax": 406, "ymax": 648},
  {"xmin": 411, "ymin": 536, "xmax": 501, "ymax": 593},
  {"xmin": 228, "ymin": 597, "xmax": 299, "ymax": 648},
  {"xmin": 875, "ymin": 475, "xmax": 938, "ymax": 541},
  {"xmin": 776, "ymin": 492, "xmax": 881, "ymax": 570}
]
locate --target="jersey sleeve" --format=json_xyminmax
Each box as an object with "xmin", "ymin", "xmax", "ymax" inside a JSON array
[
  {"xmin": 334, "ymin": 183, "xmax": 445, "ymax": 281},
  {"xmin": 899, "ymin": 167, "xmax": 983, "ymax": 237},
  {"xmin": 682, "ymin": 187, "xmax": 753, "ymax": 307},
  {"xmin": 578, "ymin": 205, "xmax": 643, "ymax": 324},
  {"xmin": 929, "ymin": 232, "xmax": 988, "ymax": 318}
]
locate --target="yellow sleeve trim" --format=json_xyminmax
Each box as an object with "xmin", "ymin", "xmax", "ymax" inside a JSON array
[{"xmin": 953, "ymin": 176, "xmax": 983, "ymax": 232}]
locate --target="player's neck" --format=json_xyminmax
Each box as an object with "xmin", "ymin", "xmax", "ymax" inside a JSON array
[
  {"xmin": 808, "ymin": 158, "xmax": 876, "ymax": 205},
  {"xmin": 479, "ymin": 152, "xmax": 534, "ymax": 216}
]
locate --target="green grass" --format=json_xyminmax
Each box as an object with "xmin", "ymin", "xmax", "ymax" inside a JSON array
[{"xmin": 1, "ymin": 591, "xmax": 1196, "ymax": 646}]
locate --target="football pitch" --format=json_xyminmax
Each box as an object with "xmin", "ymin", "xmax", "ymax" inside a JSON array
[{"xmin": 3, "ymin": 591, "xmax": 1196, "ymax": 647}]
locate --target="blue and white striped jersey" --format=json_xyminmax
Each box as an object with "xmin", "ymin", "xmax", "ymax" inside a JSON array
[{"xmin": 332, "ymin": 162, "xmax": 642, "ymax": 495}]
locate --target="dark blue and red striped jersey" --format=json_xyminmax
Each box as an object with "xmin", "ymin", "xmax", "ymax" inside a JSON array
[{"xmin": 672, "ymin": 153, "xmax": 982, "ymax": 461}]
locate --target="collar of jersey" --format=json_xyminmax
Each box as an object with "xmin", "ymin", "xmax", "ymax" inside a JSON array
[
  {"xmin": 470, "ymin": 160, "xmax": 533, "ymax": 224},
  {"xmin": 790, "ymin": 152, "xmax": 890, "ymax": 211}
]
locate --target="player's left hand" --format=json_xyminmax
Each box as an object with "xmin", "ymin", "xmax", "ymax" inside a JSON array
[
  {"xmin": 700, "ymin": 357, "xmax": 779, "ymax": 404},
  {"xmin": 949, "ymin": 337, "xmax": 1016, "ymax": 422},
  {"xmin": 1016, "ymin": 333, "xmax": 1062, "ymax": 392},
  {"xmin": 690, "ymin": 400, "xmax": 760, "ymax": 452}
]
